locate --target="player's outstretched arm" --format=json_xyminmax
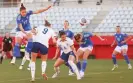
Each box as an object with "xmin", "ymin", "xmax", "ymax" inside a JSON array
[
  {"xmin": 94, "ymin": 33, "xmax": 105, "ymax": 41},
  {"xmin": 121, "ymin": 35, "xmax": 132, "ymax": 44},
  {"xmin": 18, "ymin": 24, "xmax": 27, "ymax": 35},
  {"xmin": 33, "ymin": 4, "xmax": 52, "ymax": 14},
  {"xmin": 52, "ymin": 47, "xmax": 60, "ymax": 60},
  {"xmin": 31, "ymin": 27, "xmax": 37, "ymax": 35}
]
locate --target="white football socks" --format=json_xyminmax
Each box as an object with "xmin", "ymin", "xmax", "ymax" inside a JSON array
[
  {"xmin": 41, "ymin": 61, "xmax": 47, "ymax": 74},
  {"xmin": 10, "ymin": 57, "xmax": 16, "ymax": 64},
  {"xmin": 30, "ymin": 62, "xmax": 35, "ymax": 79},
  {"xmin": 68, "ymin": 61, "xmax": 80, "ymax": 79}
]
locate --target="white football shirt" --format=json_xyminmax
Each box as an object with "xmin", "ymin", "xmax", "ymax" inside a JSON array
[
  {"xmin": 57, "ymin": 37, "xmax": 74, "ymax": 54},
  {"xmin": 33, "ymin": 25, "xmax": 56, "ymax": 48}
]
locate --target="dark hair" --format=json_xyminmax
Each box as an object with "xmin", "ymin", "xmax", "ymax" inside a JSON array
[
  {"xmin": 45, "ymin": 20, "xmax": 51, "ymax": 27},
  {"xmin": 116, "ymin": 26, "xmax": 120, "ymax": 28},
  {"xmin": 20, "ymin": 3, "xmax": 26, "ymax": 11},
  {"xmin": 74, "ymin": 33, "xmax": 81, "ymax": 42},
  {"xmin": 59, "ymin": 31, "xmax": 66, "ymax": 37},
  {"xmin": 33, "ymin": 26, "xmax": 37, "ymax": 30}
]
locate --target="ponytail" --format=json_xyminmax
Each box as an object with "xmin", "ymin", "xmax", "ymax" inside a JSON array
[
  {"xmin": 20, "ymin": 3, "xmax": 26, "ymax": 11},
  {"xmin": 45, "ymin": 20, "xmax": 51, "ymax": 27}
]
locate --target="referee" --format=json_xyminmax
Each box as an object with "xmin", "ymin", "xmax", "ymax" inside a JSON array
[{"xmin": 0, "ymin": 32, "xmax": 13, "ymax": 64}]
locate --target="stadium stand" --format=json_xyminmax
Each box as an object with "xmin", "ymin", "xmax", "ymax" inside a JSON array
[
  {"xmin": 0, "ymin": 0, "xmax": 133, "ymax": 36},
  {"xmin": 0, "ymin": 8, "xmax": 18, "ymax": 28},
  {"xmin": 0, "ymin": 0, "xmax": 133, "ymax": 59},
  {"xmin": 30, "ymin": 7, "xmax": 100, "ymax": 33},
  {"xmin": 0, "ymin": 7, "xmax": 100, "ymax": 35},
  {"xmin": 95, "ymin": 7, "xmax": 133, "ymax": 33}
]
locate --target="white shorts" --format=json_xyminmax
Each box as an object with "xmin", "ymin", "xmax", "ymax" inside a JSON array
[
  {"xmin": 114, "ymin": 45, "xmax": 128, "ymax": 53},
  {"xmin": 16, "ymin": 31, "xmax": 31, "ymax": 39},
  {"xmin": 79, "ymin": 46, "xmax": 93, "ymax": 52}
]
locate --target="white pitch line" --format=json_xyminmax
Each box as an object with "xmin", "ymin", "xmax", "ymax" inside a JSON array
[
  {"xmin": 0, "ymin": 78, "xmax": 41, "ymax": 83},
  {"xmin": 0, "ymin": 71, "xmax": 122, "ymax": 83}
]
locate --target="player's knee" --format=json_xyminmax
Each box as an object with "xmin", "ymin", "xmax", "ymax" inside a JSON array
[
  {"xmin": 31, "ymin": 58, "xmax": 36, "ymax": 62},
  {"xmin": 82, "ymin": 57, "xmax": 88, "ymax": 61},
  {"xmin": 54, "ymin": 63, "xmax": 58, "ymax": 68},
  {"xmin": 83, "ymin": 54, "xmax": 89, "ymax": 60},
  {"xmin": 27, "ymin": 33, "xmax": 32, "ymax": 39},
  {"xmin": 54, "ymin": 66, "xmax": 60, "ymax": 71},
  {"xmin": 112, "ymin": 51, "xmax": 118, "ymax": 55},
  {"xmin": 31, "ymin": 60, "xmax": 36, "ymax": 62},
  {"xmin": 54, "ymin": 65, "xmax": 58, "ymax": 68},
  {"xmin": 122, "ymin": 53, "xmax": 127, "ymax": 56}
]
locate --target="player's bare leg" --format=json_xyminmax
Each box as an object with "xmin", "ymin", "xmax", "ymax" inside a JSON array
[
  {"xmin": 111, "ymin": 51, "xmax": 119, "ymax": 71},
  {"xmin": 68, "ymin": 55, "xmax": 81, "ymax": 80},
  {"xmin": 52, "ymin": 58, "xmax": 64, "ymax": 78},
  {"xmin": 0, "ymin": 51, "xmax": 5, "ymax": 64}
]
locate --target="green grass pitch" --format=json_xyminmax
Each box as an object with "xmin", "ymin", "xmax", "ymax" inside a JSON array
[{"xmin": 0, "ymin": 59, "xmax": 133, "ymax": 83}]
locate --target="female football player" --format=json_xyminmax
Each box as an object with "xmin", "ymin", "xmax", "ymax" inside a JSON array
[
  {"xmin": 52, "ymin": 31, "xmax": 81, "ymax": 80},
  {"xmin": 10, "ymin": 3, "xmax": 52, "ymax": 64},
  {"xmin": 30, "ymin": 20, "xmax": 56, "ymax": 82},
  {"xmin": 53, "ymin": 20, "xmax": 74, "ymax": 75},
  {"xmin": 74, "ymin": 32, "xmax": 104, "ymax": 78}
]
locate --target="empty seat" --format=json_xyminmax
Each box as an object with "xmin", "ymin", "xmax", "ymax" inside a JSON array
[
  {"xmin": 130, "ymin": 11, "xmax": 133, "ymax": 14},
  {"xmin": 125, "ymin": 28, "xmax": 131, "ymax": 32},
  {"xmin": 127, "ymin": 19, "xmax": 132, "ymax": 23},
  {"xmin": 122, "ymin": 19, "xmax": 127, "ymax": 23}
]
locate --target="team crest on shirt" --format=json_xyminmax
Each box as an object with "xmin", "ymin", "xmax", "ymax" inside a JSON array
[
  {"xmin": 116, "ymin": 38, "xmax": 120, "ymax": 42},
  {"xmin": 119, "ymin": 35, "xmax": 121, "ymax": 38},
  {"xmin": 116, "ymin": 35, "xmax": 121, "ymax": 42}
]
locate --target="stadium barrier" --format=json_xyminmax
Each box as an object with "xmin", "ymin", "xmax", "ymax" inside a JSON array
[{"xmin": 0, "ymin": 36, "xmax": 133, "ymax": 59}]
